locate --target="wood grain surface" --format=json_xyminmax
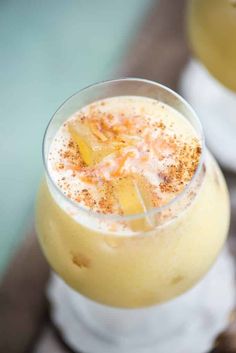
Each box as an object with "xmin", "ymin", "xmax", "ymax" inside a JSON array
[{"xmin": 1, "ymin": 0, "xmax": 236, "ymax": 352}]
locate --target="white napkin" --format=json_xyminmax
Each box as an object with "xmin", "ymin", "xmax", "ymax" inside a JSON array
[{"xmin": 179, "ymin": 59, "xmax": 236, "ymax": 172}]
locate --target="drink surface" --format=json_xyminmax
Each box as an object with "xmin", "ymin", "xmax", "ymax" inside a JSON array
[
  {"xmin": 187, "ymin": 0, "xmax": 236, "ymax": 91},
  {"xmin": 48, "ymin": 96, "xmax": 201, "ymax": 233},
  {"xmin": 36, "ymin": 95, "xmax": 229, "ymax": 308}
]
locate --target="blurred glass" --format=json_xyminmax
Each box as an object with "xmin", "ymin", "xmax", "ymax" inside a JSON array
[
  {"xmin": 187, "ymin": 0, "xmax": 236, "ymax": 91},
  {"xmin": 180, "ymin": 0, "xmax": 236, "ymax": 171}
]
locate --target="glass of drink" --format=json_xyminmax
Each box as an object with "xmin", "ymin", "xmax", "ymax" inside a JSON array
[
  {"xmin": 36, "ymin": 78, "xmax": 232, "ymax": 353},
  {"xmin": 187, "ymin": 0, "xmax": 236, "ymax": 92},
  {"xmin": 181, "ymin": 0, "xmax": 236, "ymax": 171}
]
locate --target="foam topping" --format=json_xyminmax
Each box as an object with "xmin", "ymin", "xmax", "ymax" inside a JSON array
[{"xmin": 48, "ymin": 96, "xmax": 201, "ymax": 220}]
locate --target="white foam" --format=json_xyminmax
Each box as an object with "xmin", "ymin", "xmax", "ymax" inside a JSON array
[{"xmin": 47, "ymin": 96, "xmax": 201, "ymax": 234}]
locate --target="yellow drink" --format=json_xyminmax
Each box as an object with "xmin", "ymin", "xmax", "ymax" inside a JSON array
[
  {"xmin": 37, "ymin": 154, "xmax": 228, "ymax": 308},
  {"xmin": 36, "ymin": 80, "xmax": 229, "ymax": 308},
  {"xmin": 187, "ymin": 0, "xmax": 236, "ymax": 91}
]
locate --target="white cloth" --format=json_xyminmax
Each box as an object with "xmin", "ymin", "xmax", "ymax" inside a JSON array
[
  {"xmin": 179, "ymin": 60, "xmax": 236, "ymax": 172},
  {"xmin": 45, "ymin": 248, "xmax": 235, "ymax": 353}
]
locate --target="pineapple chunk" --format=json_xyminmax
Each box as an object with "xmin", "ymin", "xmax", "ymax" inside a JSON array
[
  {"xmin": 114, "ymin": 177, "xmax": 154, "ymax": 232},
  {"xmin": 68, "ymin": 122, "xmax": 94, "ymax": 165},
  {"xmin": 135, "ymin": 175, "xmax": 155, "ymax": 213},
  {"xmin": 68, "ymin": 121, "xmax": 114, "ymax": 166}
]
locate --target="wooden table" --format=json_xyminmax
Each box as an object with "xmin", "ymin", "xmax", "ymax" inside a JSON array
[{"xmin": 1, "ymin": 1, "xmax": 236, "ymax": 352}]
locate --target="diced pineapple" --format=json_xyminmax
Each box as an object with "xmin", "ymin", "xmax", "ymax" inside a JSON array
[
  {"xmin": 135, "ymin": 175, "xmax": 155, "ymax": 213},
  {"xmin": 114, "ymin": 177, "xmax": 154, "ymax": 232},
  {"xmin": 68, "ymin": 121, "xmax": 114, "ymax": 166},
  {"xmin": 68, "ymin": 122, "xmax": 94, "ymax": 165}
]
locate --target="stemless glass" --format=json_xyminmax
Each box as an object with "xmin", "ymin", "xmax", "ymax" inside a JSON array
[
  {"xmin": 36, "ymin": 79, "xmax": 231, "ymax": 353},
  {"xmin": 181, "ymin": 0, "xmax": 236, "ymax": 171}
]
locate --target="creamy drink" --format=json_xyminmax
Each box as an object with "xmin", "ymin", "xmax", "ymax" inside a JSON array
[
  {"xmin": 36, "ymin": 90, "xmax": 229, "ymax": 308},
  {"xmin": 187, "ymin": 0, "xmax": 236, "ymax": 91}
]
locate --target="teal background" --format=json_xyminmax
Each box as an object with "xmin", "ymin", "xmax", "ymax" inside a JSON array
[{"xmin": 0, "ymin": 0, "xmax": 152, "ymax": 273}]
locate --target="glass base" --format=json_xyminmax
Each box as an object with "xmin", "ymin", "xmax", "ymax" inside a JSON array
[
  {"xmin": 179, "ymin": 59, "xmax": 236, "ymax": 172},
  {"xmin": 47, "ymin": 248, "xmax": 235, "ymax": 353}
]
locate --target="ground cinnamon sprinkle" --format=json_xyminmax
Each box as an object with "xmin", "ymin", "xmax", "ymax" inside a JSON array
[
  {"xmin": 97, "ymin": 182, "xmax": 115, "ymax": 214},
  {"xmin": 49, "ymin": 96, "xmax": 202, "ymax": 216},
  {"xmin": 80, "ymin": 189, "xmax": 95, "ymax": 208},
  {"xmin": 158, "ymin": 142, "xmax": 201, "ymax": 195}
]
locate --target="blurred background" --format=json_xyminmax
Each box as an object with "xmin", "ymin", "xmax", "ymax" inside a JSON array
[{"xmin": 0, "ymin": 0, "xmax": 152, "ymax": 273}]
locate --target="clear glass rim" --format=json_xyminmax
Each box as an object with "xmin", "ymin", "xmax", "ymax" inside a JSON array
[{"xmin": 43, "ymin": 77, "xmax": 206, "ymax": 222}]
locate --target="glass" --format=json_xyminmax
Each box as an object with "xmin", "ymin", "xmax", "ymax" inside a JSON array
[
  {"xmin": 187, "ymin": 0, "xmax": 236, "ymax": 92},
  {"xmin": 35, "ymin": 78, "xmax": 230, "ymax": 352},
  {"xmin": 182, "ymin": 0, "xmax": 236, "ymax": 171}
]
